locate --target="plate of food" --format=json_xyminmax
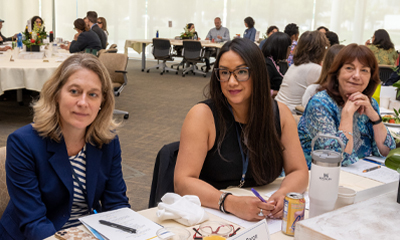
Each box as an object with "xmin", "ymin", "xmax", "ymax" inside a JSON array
[{"xmin": 382, "ymin": 114, "xmax": 400, "ymax": 127}]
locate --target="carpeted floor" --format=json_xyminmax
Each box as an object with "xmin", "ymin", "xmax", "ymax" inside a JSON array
[{"xmin": 0, "ymin": 58, "xmax": 212, "ymax": 211}]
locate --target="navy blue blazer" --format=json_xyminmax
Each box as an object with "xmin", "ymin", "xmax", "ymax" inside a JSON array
[
  {"xmin": 0, "ymin": 124, "xmax": 130, "ymax": 240},
  {"xmin": 69, "ymin": 30, "xmax": 102, "ymax": 53},
  {"xmin": 91, "ymin": 24, "xmax": 107, "ymax": 49}
]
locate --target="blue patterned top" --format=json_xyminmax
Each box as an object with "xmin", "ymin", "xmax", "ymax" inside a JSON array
[
  {"xmin": 287, "ymin": 40, "xmax": 297, "ymax": 66},
  {"xmin": 298, "ymin": 90, "xmax": 395, "ymax": 169}
]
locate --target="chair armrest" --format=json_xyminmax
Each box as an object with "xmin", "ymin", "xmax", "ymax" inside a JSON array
[{"xmin": 115, "ymin": 70, "xmax": 128, "ymax": 74}]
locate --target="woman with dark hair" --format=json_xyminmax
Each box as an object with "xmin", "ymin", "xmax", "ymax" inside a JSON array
[
  {"xmin": 302, "ymin": 44, "xmax": 345, "ymax": 106},
  {"xmin": 298, "ymin": 44, "xmax": 395, "ymax": 169},
  {"xmin": 31, "ymin": 16, "xmax": 43, "ymax": 29},
  {"xmin": 60, "ymin": 18, "xmax": 101, "ymax": 53},
  {"xmin": 261, "ymin": 32, "xmax": 292, "ymax": 97},
  {"xmin": 365, "ymin": 29, "xmax": 398, "ymax": 65},
  {"xmin": 325, "ymin": 31, "xmax": 339, "ymax": 46},
  {"xmin": 275, "ymin": 31, "xmax": 329, "ymax": 112},
  {"xmin": 174, "ymin": 38, "xmax": 308, "ymax": 221},
  {"xmin": 187, "ymin": 23, "xmax": 199, "ymax": 40},
  {"xmin": 243, "ymin": 17, "xmax": 257, "ymax": 42},
  {"xmin": 317, "ymin": 26, "xmax": 329, "ymax": 33}
]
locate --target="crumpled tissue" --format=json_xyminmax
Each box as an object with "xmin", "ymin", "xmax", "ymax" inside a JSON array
[{"xmin": 156, "ymin": 193, "xmax": 209, "ymax": 226}]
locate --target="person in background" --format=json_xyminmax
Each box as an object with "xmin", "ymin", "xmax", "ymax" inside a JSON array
[
  {"xmin": 0, "ymin": 54, "xmax": 130, "ymax": 239},
  {"xmin": 31, "ymin": 16, "xmax": 43, "ymax": 30},
  {"xmin": 325, "ymin": 31, "xmax": 339, "ymax": 46},
  {"xmin": 259, "ymin": 25, "xmax": 279, "ymax": 50},
  {"xmin": 0, "ymin": 45, "xmax": 11, "ymax": 51},
  {"xmin": 204, "ymin": 17, "xmax": 230, "ymax": 72},
  {"xmin": 298, "ymin": 44, "xmax": 395, "ymax": 169},
  {"xmin": 97, "ymin": 17, "xmax": 108, "ymax": 36},
  {"xmin": 85, "ymin": 11, "xmax": 107, "ymax": 49},
  {"xmin": 317, "ymin": 26, "xmax": 329, "ymax": 33},
  {"xmin": 284, "ymin": 23, "xmax": 299, "ymax": 66},
  {"xmin": 0, "ymin": 19, "xmax": 17, "ymax": 43},
  {"xmin": 243, "ymin": 17, "xmax": 257, "ymax": 42},
  {"xmin": 365, "ymin": 29, "xmax": 398, "ymax": 66},
  {"xmin": 187, "ymin": 23, "xmax": 200, "ymax": 40},
  {"xmin": 261, "ymin": 32, "xmax": 292, "ymax": 97},
  {"xmin": 174, "ymin": 38, "xmax": 308, "ymax": 221},
  {"xmin": 275, "ymin": 31, "xmax": 329, "ymax": 113},
  {"xmin": 60, "ymin": 18, "xmax": 102, "ymax": 53},
  {"xmin": 302, "ymin": 44, "xmax": 345, "ymax": 107}
]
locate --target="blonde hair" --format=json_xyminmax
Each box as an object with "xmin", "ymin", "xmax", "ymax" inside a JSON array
[{"xmin": 32, "ymin": 53, "xmax": 117, "ymax": 147}]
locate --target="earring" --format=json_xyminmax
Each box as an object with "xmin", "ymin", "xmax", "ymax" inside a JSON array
[{"xmin": 99, "ymin": 107, "xmax": 102, "ymax": 111}]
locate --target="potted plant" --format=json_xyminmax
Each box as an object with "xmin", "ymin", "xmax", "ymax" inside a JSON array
[
  {"xmin": 22, "ymin": 22, "xmax": 47, "ymax": 52},
  {"xmin": 385, "ymin": 149, "xmax": 400, "ymax": 203},
  {"xmin": 180, "ymin": 25, "xmax": 194, "ymax": 40}
]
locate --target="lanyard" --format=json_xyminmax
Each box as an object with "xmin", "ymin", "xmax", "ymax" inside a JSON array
[{"xmin": 228, "ymin": 105, "xmax": 249, "ymax": 188}]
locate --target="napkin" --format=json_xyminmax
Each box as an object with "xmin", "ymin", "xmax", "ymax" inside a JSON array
[{"xmin": 156, "ymin": 193, "xmax": 209, "ymax": 226}]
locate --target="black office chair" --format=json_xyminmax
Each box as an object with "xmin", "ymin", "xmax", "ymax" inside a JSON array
[
  {"xmin": 146, "ymin": 38, "xmax": 178, "ymax": 75},
  {"xmin": 182, "ymin": 40, "xmax": 207, "ymax": 78},
  {"xmin": 379, "ymin": 65, "xmax": 395, "ymax": 85},
  {"xmin": 149, "ymin": 141, "xmax": 180, "ymax": 208}
]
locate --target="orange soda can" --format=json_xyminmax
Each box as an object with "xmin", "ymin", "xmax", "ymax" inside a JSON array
[{"xmin": 281, "ymin": 192, "xmax": 305, "ymax": 236}]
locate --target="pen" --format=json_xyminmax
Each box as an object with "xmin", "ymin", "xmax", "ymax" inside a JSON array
[
  {"xmin": 363, "ymin": 165, "xmax": 381, "ymax": 173},
  {"xmin": 99, "ymin": 220, "xmax": 136, "ymax": 234},
  {"xmin": 363, "ymin": 158, "xmax": 385, "ymax": 166},
  {"xmin": 251, "ymin": 188, "xmax": 267, "ymax": 203}
]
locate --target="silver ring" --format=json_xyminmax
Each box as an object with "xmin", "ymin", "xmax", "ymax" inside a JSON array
[{"xmin": 258, "ymin": 209, "xmax": 263, "ymax": 217}]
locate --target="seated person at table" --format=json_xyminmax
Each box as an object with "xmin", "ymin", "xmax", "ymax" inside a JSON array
[
  {"xmin": 0, "ymin": 45, "xmax": 11, "ymax": 51},
  {"xmin": 258, "ymin": 25, "xmax": 279, "ymax": 50},
  {"xmin": 325, "ymin": 31, "xmax": 339, "ymax": 46},
  {"xmin": 0, "ymin": 19, "xmax": 17, "ymax": 43},
  {"xmin": 284, "ymin": 23, "xmax": 299, "ymax": 66},
  {"xmin": 302, "ymin": 44, "xmax": 344, "ymax": 107},
  {"xmin": 204, "ymin": 17, "xmax": 230, "ymax": 72},
  {"xmin": 261, "ymin": 32, "xmax": 292, "ymax": 97},
  {"xmin": 174, "ymin": 38, "xmax": 308, "ymax": 221},
  {"xmin": 298, "ymin": 44, "xmax": 395, "ymax": 169},
  {"xmin": 365, "ymin": 29, "xmax": 398, "ymax": 66},
  {"xmin": 60, "ymin": 18, "xmax": 102, "ymax": 53},
  {"xmin": 85, "ymin": 11, "xmax": 107, "ymax": 49},
  {"xmin": 275, "ymin": 30, "xmax": 329, "ymax": 113},
  {"xmin": 31, "ymin": 16, "xmax": 43, "ymax": 30},
  {"xmin": 243, "ymin": 17, "xmax": 257, "ymax": 42},
  {"xmin": 0, "ymin": 54, "xmax": 130, "ymax": 240},
  {"xmin": 97, "ymin": 17, "xmax": 109, "ymax": 47}
]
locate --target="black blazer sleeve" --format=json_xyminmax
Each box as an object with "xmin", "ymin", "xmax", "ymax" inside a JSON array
[
  {"xmin": 69, "ymin": 30, "xmax": 102, "ymax": 53},
  {"xmin": 92, "ymin": 25, "xmax": 107, "ymax": 49}
]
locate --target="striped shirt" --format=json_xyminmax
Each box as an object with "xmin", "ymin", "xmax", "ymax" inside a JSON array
[{"xmin": 62, "ymin": 145, "xmax": 89, "ymax": 229}]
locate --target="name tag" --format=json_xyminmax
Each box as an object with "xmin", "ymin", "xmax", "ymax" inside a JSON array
[{"xmin": 229, "ymin": 219, "xmax": 270, "ymax": 240}]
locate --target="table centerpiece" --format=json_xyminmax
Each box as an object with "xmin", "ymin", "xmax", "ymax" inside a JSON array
[
  {"xmin": 180, "ymin": 24, "xmax": 195, "ymax": 39},
  {"xmin": 22, "ymin": 22, "xmax": 47, "ymax": 52}
]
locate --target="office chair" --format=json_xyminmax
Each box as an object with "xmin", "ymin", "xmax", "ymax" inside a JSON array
[
  {"xmin": 98, "ymin": 44, "xmax": 118, "ymax": 56},
  {"xmin": 379, "ymin": 65, "xmax": 395, "ymax": 85},
  {"xmin": 182, "ymin": 40, "xmax": 207, "ymax": 78},
  {"xmin": 98, "ymin": 53, "xmax": 130, "ymax": 119},
  {"xmin": 149, "ymin": 141, "xmax": 180, "ymax": 208},
  {"xmin": 0, "ymin": 146, "xmax": 9, "ymax": 217},
  {"xmin": 146, "ymin": 38, "xmax": 178, "ymax": 75}
]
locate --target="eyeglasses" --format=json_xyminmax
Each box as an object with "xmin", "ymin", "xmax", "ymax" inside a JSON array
[
  {"xmin": 214, "ymin": 67, "xmax": 250, "ymax": 82},
  {"xmin": 97, "ymin": 22, "xmax": 102, "ymax": 24},
  {"xmin": 192, "ymin": 225, "xmax": 240, "ymax": 239}
]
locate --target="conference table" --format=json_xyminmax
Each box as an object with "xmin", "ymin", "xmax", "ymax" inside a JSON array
[
  {"xmin": 45, "ymin": 169, "xmax": 393, "ymax": 240},
  {"xmin": 0, "ymin": 48, "xmax": 71, "ymax": 102},
  {"xmin": 124, "ymin": 39, "xmax": 225, "ymax": 72}
]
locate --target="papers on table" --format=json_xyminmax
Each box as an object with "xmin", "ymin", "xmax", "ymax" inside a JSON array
[
  {"xmin": 79, "ymin": 208, "xmax": 162, "ymax": 240},
  {"xmin": 204, "ymin": 207, "xmax": 282, "ymax": 234},
  {"xmin": 341, "ymin": 159, "xmax": 399, "ymax": 183}
]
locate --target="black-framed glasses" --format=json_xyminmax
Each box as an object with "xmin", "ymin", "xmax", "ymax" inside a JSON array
[
  {"xmin": 214, "ymin": 67, "xmax": 250, "ymax": 82},
  {"xmin": 97, "ymin": 22, "xmax": 102, "ymax": 24}
]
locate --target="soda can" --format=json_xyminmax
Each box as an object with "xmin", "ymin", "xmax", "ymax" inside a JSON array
[{"xmin": 281, "ymin": 192, "xmax": 305, "ymax": 236}]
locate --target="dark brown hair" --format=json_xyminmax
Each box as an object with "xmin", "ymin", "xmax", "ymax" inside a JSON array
[
  {"xmin": 74, "ymin": 18, "xmax": 86, "ymax": 32},
  {"xmin": 86, "ymin": 11, "xmax": 98, "ymax": 23},
  {"xmin": 293, "ymin": 31, "xmax": 329, "ymax": 66},
  {"xmin": 323, "ymin": 44, "xmax": 380, "ymax": 106},
  {"xmin": 207, "ymin": 38, "xmax": 284, "ymax": 185},
  {"xmin": 316, "ymin": 44, "xmax": 345, "ymax": 85},
  {"xmin": 373, "ymin": 29, "xmax": 394, "ymax": 50},
  {"xmin": 31, "ymin": 16, "xmax": 43, "ymax": 29},
  {"xmin": 244, "ymin": 17, "xmax": 255, "ymax": 29}
]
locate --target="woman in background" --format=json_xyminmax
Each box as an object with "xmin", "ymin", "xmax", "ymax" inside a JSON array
[
  {"xmin": 0, "ymin": 54, "xmax": 130, "ymax": 240},
  {"xmin": 243, "ymin": 17, "xmax": 257, "ymax": 42},
  {"xmin": 60, "ymin": 18, "xmax": 102, "ymax": 53},
  {"xmin": 261, "ymin": 32, "xmax": 292, "ymax": 97},
  {"xmin": 31, "ymin": 16, "xmax": 43, "ymax": 29},
  {"xmin": 97, "ymin": 17, "xmax": 108, "ymax": 36},
  {"xmin": 365, "ymin": 29, "xmax": 398, "ymax": 66},
  {"xmin": 275, "ymin": 31, "xmax": 329, "ymax": 113},
  {"xmin": 302, "ymin": 44, "xmax": 345, "ymax": 106},
  {"xmin": 298, "ymin": 44, "xmax": 395, "ymax": 169}
]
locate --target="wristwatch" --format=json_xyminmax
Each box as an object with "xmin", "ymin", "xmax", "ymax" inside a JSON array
[{"xmin": 370, "ymin": 115, "xmax": 382, "ymax": 125}]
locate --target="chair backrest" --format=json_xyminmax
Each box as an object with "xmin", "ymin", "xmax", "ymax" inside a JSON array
[
  {"xmin": 379, "ymin": 65, "xmax": 395, "ymax": 84},
  {"xmin": 152, "ymin": 38, "xmax": 172, "ymax": 59},
  {"xmin": 108, "ymin": 44, "xmax": 117, "ymax": 49},
  {"xmin": 149, "ymin": 141, "xmax": 180, "ymax": 208},
  {"xmin": 98, "ymin": 53, "xmax": 128, "ymax": 89},
  {"xmin": 182, "ymin": 40, "xmax": 203, "ymax": 60},
  {"xmin": 0, "ymin": 146, "xmax": 9, "ymax": 217}
]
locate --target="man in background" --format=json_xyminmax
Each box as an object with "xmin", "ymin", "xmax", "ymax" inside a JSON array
[
  {"xmin": 204, "ymin": 17, "xmax": 230, "ymax": 72},
  {"xmin": 259, "ymin": 25, "xmax": 279, "ymax": 49},
  {"xmin": 85, "ymin": 11, "xmax": 107, "ymax": 49},
  {"xmin": 0, "ymin": 19, "xmax": 17, "ymax": 44}
]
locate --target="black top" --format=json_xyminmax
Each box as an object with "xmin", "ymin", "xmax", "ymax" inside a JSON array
[
  {"xmin": 0, "ymin": 31, "xmax": 13, "ymax": 43},
  {"xmin": 91, "ymin": 24, "xmax": 107, "ymax": 49},
  {"xmin": 69, "ymin": 30, "xmax": 102, "ymax": 53},
  {"xmin": 199, "ymin": 99, "xmax": 281, "ymax": 189},
  {"xmin": 266, "ymin": 57, "xmax": 284, "ymax": 91}
]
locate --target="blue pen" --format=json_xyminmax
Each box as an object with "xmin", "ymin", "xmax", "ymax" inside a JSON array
[
  {"xmin": 363, "ymin": 158, "xmax": 385, "ymax": 166},
  {"xmin": 251, "ymin": 188, "xmax": 267, "ymax": 203}
]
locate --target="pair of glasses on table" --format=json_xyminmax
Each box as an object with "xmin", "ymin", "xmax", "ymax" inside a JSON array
[{"xmin": 192, "ymin": 224, "xmax": 241, "ymax": 239}]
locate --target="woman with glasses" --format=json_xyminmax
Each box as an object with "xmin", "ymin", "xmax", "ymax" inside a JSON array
[
  {"xmin": 174, "ymin": 38, "xmax": 308, "ymax": 221},
  {"xmin": 60, "ymin": 18, "xmax": 102, "ymax": 53},
  {"xmin": 97, "ymin": 17, "xmax": 108, "ymax": 36}
]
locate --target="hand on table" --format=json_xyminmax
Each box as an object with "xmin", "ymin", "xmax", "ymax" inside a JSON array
[
  {"xmin": 217, "ymin": 35, "xmax": 222, "ymax": 39},
  {"xmin": 225, "ymin": 195, "xmax": 275, "ymax": 221},
  {"xmin": 267, "ymin": 191, "xmax": 286, "ymax": 219}
]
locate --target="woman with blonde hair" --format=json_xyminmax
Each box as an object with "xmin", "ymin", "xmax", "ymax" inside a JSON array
[{"xmin": 0, "ymin": 54, "xmax": 130, "ymax": 239}]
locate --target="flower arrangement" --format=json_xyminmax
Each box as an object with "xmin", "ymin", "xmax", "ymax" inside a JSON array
[
  {"xmin": 22, "ymin": 22, "xmax": 47, "ymax": 49},
  {"xmin": 180, "ymin": 24, "xmax": 195, "ymax": 39}
]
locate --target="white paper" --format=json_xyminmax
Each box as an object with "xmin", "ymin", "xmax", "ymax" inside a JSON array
[
  {"xmin": 228, "ymin": 219, "xmax": 270, "ymax": 240},
  {"xmin": 341, "ymin": 160, "xmax": 399, "ymax": 183},
  {"xmin": 79, "ymin": 208, "xmax": 162, "ymax": 240},
  {"xmin": 265, "ymin": 191, "xmax": 310, "ymax": 210},
  {"xmin": 363, "ymin": 156, "xmax": 386, "ymax": 164},
  {"xmin": 204, "ymin": 207, "xmax": 282, "ymax": 234}
]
